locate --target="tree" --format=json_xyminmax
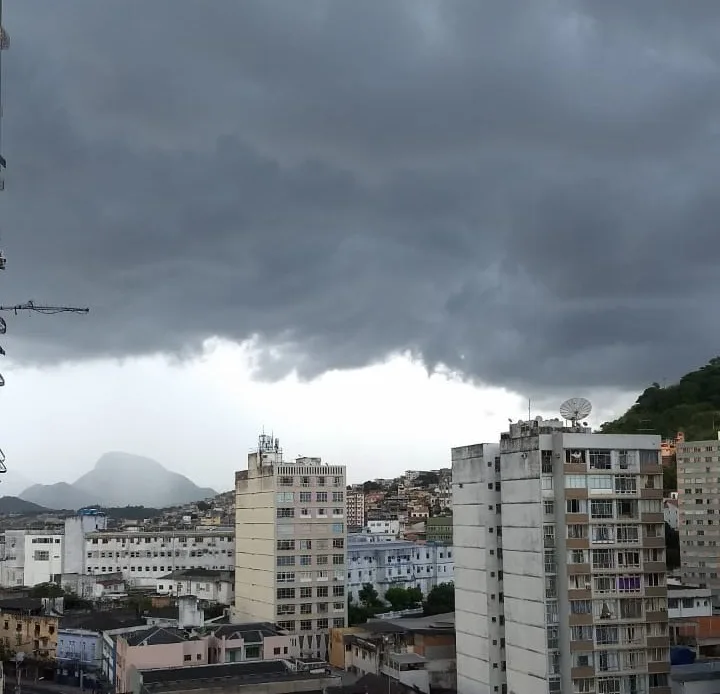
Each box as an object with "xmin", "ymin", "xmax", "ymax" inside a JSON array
[
  {"xmin": 358, "ymin": 583, "xmax": 382, "ymax": 609},
  {"xmin": 423, "ymin": 582, "xmax": 454, "ymax": 616},
  {"xmin": 384, "ymin": 586, "xmax": 423, "ymax": 611},
  {"xmin": 28, "ymin": 583, "xmax": 64, "ymax": 599},
  {"xmin": 196, "ymin": 501, "xmax": 211, "ymax": 512}
]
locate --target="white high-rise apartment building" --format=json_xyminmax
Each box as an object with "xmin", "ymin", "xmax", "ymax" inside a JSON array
[
  {"xmin": 677, "ymin": 436, "xmax": 720, "ymax": 587},
  {"xmin": 453, "ymin": 418, "xmax": 671, "ymax": 694},
  {"xmin": 233, "ymin": 435, "xmax": 347, "ymax": 657}
]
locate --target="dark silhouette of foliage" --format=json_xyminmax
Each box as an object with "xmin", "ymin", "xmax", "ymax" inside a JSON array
[
  {"xmin": 423, "ymin": 582, "xmax": 454, "ymax": 616},
  {"xmin": 601, "ymin": 357, "xmax": 720, "ymax": 440}
]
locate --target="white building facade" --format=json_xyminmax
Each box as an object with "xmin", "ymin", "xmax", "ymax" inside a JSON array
[
  {"xmin": 23, "ymin": 533, "xmax": 64, "ymax": 586},
  {"xmin": 347, "ymin": 536, "xmax": 453, "ymax": 601},
  {"xmin": 452, "ymin": 443, "xmax": 504, "ymax": 694},
  {"xmin": 0, "ymin": 530, "xmax": 64, "ymax": 587},
  {"xmin": 156, "ymin": 569, "xmax": 234, "ymax": 605},
  {"xmin": 64, "ymin": 509, "xmax": 107, "ymax": 575},
  {"xmin": 84, "ymin": 530, "xmax": 234, "ymax": 587},
  {"xmin": 233, "ymin": 435, "xmax": 347, "ymax": 657},
  {"xmin": 453, "ymin": 420, "xmax": 671, "ymax": 694},
  {"xmin": 366, "ymin": 519, "xmax": 400, "ymax": 536}
]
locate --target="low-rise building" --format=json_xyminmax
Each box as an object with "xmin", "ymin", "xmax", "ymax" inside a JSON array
[
  {"xmin": 127, "ymin": 659, "xmax": 340, "ymax": 694},
  {"xmin": 347, "ymin": 537, "xmax": 453, "ymax": 602},
  {"xmin": 155, "ymin": 568, "xmax": 233, "ymax": 605},
  {"xmin": 425, "ymin": 516, "xmax": 452, "ymax": 545},
  {"xmin": 84, "ymin": 530, "xmax": 234, "ymax": 587},
  {"xmin": 366, "ymin": 519, "xmax": 399, "ymax": 537},
  {"xmin": 0, "ymin": 597, "xmax": 59, "ymax": 660},
  {"xmin": 330, "ymin": 612, "xmax": 456, "ymax": 694},
  {"xmin": 113, "ymin": 621, "xmax": 299, "ymax": 692}
]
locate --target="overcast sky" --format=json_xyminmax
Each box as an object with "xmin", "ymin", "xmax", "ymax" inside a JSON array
[{"xmin": 0, "ymin": 1, "xmax": 713, "ymax": 492}]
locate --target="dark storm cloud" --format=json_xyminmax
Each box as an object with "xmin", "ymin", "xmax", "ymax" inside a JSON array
[{"xmin": 1, "ymin": 0, "xmax": 719, "ymax": 390}]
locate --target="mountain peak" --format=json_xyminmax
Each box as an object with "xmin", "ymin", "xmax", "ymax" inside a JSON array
[
  {"xmin": 20, "ymin": 452, "xmax": 216, "ymax": 509},
  {"xmin": 92, "ymin": 452, "xmax": 166, "ymax": 473}
]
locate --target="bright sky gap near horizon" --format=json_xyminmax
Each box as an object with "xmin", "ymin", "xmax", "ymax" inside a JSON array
[{"xmin": 0, "ymin": 1, "xmax": 717, "ymax": 491}]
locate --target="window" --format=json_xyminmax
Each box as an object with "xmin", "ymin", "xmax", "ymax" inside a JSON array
[
  {"xmin": 300, "ymin": 620, "xmax": 312, "ymax": 631},
  {"xmin": 570, "ymin": 600, "xmax": 591, "ymax": 614},
  {"xmin": 246, "ymin": 645, "xmax": 261, "ymax": 659},
  {"xmin": 278, "ymin": 476, "xmax": 293, "ymax": 486},
  {"xmin": 316, "ymin": 492, "xmax": 328, "ymax": 502},
  {"xmin": 332, "ymin": 492, "xmax": 344, "ymax": 502},
  {"xmin": 276, "ymin": 588, "xmax": 295, "ymax": 600},
  {"xmin": 589, "ymin": 450, "xmax": 612, "ymax": 470},
  {"xmin": 299, "ymin": 492, "xmax": 312, "ymax": 503},
  {"xmin": 276, "ymin": 492, "xmax": 294, "ymax": 503},
  {"xmin": 300, "ymin": 587, "xmax": 312, "ymax": 598},
  {"xmin": 299, "ymin": 540, "xmax": 312, "ymax": 550},
  {"xmin": 616, "ymin": 525, "xmax": 639, "ymax": 544},
  {"xmin": 568, "ymin": 524, "xmax": 587, "ymax": 539},
  {"xmin": 332, "ymin": 554, "xmax": 344, "ymax": 565},
  {"xmin": 588, "ymin": 475, "xmax": 613, "ymax": 492},
  {"xmin": 333, "ymin": 538, "xmax": 344, "ymax": 549},
  {"xmin": 614, "ymin": 476, "xmax": 636, "ymax": 494},
  {"xmin": 316, "ymin": 586, "xmax": 329, "ymax": 597},
  {"xmin": 592, "ymin": 550, "xmax": 614, "ymax": 569},
  {"xmin": 277, "ymin": 508, "xmax": 294, "ymax": 519},
  {"xmin": 639, "ymin": 450, "xmax": 659, "ymax": 466},
  {"xmin": 541, "ymin": 450, "xmax": 553, "ymax": 474},
  {"xmin": 543, "ymin": 501, "xmax": 554, "ymax": 516},
  {"xmin": 276, "ymin": 540, "xmax": 295, "ymax": 551},
  {"xmin": 332, "ymin": 523, "xmax": 344, "ymax": 533},
  {"xmin": 571, "ymin": 625, "xmax": 592, "ymax": 641},
  {"xmin": 566, "ymin": 450, "xmax": 586, "ymax": 465},
  {"xmin": 277, "ymin": 556, "xmax": 295, "ymax": 567},
  {"xmin": 566, "ymin": 499, "xmax": 586, "ymax": 514},
  {"xmin": 565, "ymin": 475, "xmax": 586, "ymax": 488},
  {"xmin": 590, "ymin": 500, "xmax": 613, "ymax": 519},
  {"xmin": 591, "ymin": 525, "xmax": 614, "ymax": 544}
]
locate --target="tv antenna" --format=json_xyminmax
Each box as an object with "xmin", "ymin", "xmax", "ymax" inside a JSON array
[{"xmin": 560, "ymin": 397, "xmax": 593, "ymax": 427}]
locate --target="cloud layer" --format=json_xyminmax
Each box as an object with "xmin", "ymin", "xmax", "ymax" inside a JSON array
[{"xmin": 1, "ymin": 0, "xmax": 718, "ymax": 391}]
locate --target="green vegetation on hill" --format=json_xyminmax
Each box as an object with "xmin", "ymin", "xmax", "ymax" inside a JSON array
[{"xmin": 601, "ymin": 357, "xmax": 720, "ymax": 440}]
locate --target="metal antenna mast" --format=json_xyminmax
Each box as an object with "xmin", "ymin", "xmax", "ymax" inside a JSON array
[{"xmin": 0, "ymin": 4, "xmax": 89, "ymax": 479}]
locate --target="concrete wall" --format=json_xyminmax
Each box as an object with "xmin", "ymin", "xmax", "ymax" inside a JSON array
[
  {"xmin": 453, "ymin": 443, "xmax": 504, "ymax": 694},
  {"xmin": 233, "ymin": 464, "xmax": 277, "ymax": 624},
  {"xmin": 23, "ymin": 534, "xmax": 63, "ymax": 586},
  {"xmin": 63, "ymin": 513, "xmax": 107, "ymax": 575}
]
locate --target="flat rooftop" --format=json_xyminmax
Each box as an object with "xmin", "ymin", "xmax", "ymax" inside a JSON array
[{"xmin": 139, "ymin": 660, "xmax": 337, "ymax": 693}]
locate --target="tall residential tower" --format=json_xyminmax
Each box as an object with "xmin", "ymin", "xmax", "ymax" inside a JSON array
[
  {"xmin": 677, "ymin": 436, "xmax": 720, "ymax": 588},
  {"xmin": 233, "ymin": 434, "xmax": 347, "ymax": 657},
  {"xmin": 453, "ymin": 416, "xmax": 670, "ymax": 694}
]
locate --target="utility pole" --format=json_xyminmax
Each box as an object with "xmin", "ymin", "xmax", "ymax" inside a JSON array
[{"xmin": 0, "ymin": 2, "xmax": 90, "ymax": 479}]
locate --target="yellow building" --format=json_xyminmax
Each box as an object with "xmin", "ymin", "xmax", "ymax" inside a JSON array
[
  {"xmin": 199, "ymin": 515, "xmax": 222, "ymax": 526},
  {"xmin": 0, "ymin": 598, "xmax": 58, "ymax": 660}
]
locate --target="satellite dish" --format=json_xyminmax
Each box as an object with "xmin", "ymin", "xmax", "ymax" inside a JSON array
[{"xmin": 560, "ymin": 397, "xmax": 592, "ymax": 426}]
